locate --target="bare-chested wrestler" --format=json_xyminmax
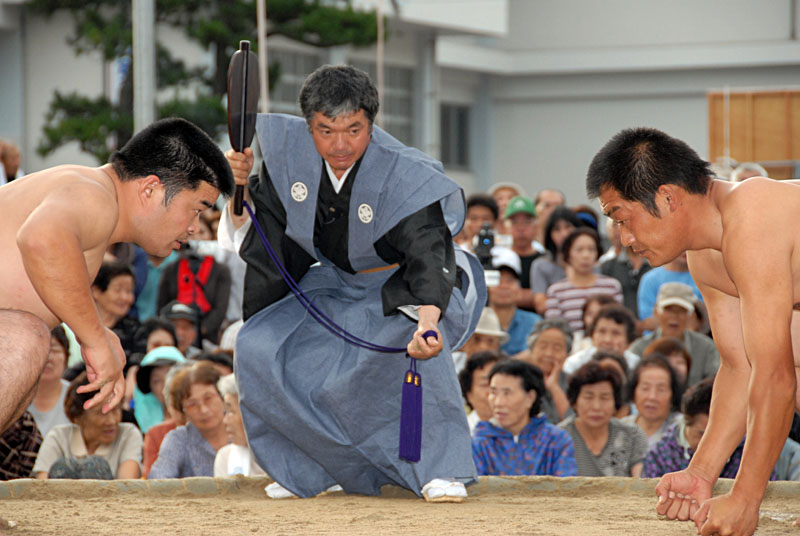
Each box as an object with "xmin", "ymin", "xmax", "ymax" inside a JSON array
[
  {"xmin": 587, "ymin": 127, "xmax": 800, "ymax": 536},
  {"xmin": 0, "ymin": 118, "xmax": 233, "ymax": 437}
]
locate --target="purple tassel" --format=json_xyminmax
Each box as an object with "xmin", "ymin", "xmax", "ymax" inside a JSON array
[{"xmin": 399, "ymin": 358, "xmax": 422, "ymax": 462}]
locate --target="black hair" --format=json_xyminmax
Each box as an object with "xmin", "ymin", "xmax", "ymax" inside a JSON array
[
  {"xmin": 591, "ymin": 304, "xmax": 637, "ymax": 344},
  {"xmin": 91, "ymin": 261, "xmax": 135, "ymax": 292},
  {"xmin": 561, "ymin": 227, "xmax": 602, "ymax": 265},
  {"xmin": 567, "ymin": 361, "xmax": 624, "ymax": 411},
  {"xmin": 643, "ymin": 336, "xmax": 693, "ymax": 377},
  {"xmin": 628, "ymin": 353, "xmax": 683, "ymax": 412},
  {"xmin": 458, "ymin": 350, "xmax": 503, "ymax": 408},
  {"xmin": 50, "ymin": 325, "xmax": 70, "ymax": 364},
  {"xmin": 582, "ymin": 295, "xmax": 618, "ymax": 336},
  {"xmin": 543, "ymin": 206, "xmax": 584, "ymax": 258},
  {"xmin": 681, "ymin": 375, "xmax": 715, "ymax": 420},
  {"xmin": 466, "ymin": 193, "xmax": 499, "ymax": 221},
  {"xmin": 592, "ymin": 350, "xmax": 631, "ymax": 387},
  {"xmin": 586, "ymin": 127, "xmax": 713, "ymax": 215},
  {"xmin": 110, "ymin": 117, "xmax": 235, "ymax": 203},
  {"xmin": 488, "ymin": 360, "xmax": 545, "ymax": 417},
  {"xmin": 131, "ymin": 317, "xmax": 178, "ymax": 358},
  {"xmin": 299, "ymin": 65, "xmax": 380, "ymax": 128}
]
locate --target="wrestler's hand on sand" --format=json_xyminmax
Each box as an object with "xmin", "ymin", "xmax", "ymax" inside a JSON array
[
  {"xmin": 225, "ymin": 147, "xmax": 254, "ymax": 185},
  {"xmin": 407, "ymin": 305, "xmax": 443, "ymax": 359},
  {"xmin": 655, "ymin": 468, "xmax": 713, "ymax": 523},
  {"xmin": 78, "ymin": 327, "xmax": 126, "ymax": 414},
  {"xmin": 694, "ymin": 492, "xmax": 759, "ymax": 536}
]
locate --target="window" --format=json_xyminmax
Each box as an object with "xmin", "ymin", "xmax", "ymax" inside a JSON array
[
  {"xmin": 351, "ymin": 61, "xmax": 414, "ymax": 145},
  {"xmin": 441, "ymin": 103, "xmax": 470, "ymax": 169}
]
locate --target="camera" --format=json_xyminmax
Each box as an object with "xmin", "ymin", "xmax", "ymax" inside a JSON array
[{"xmin": 474, "ymin": 223, "xmax": 494, "ymax": 270}]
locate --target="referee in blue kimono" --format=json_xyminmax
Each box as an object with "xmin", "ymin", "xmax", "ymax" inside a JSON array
[{"xmin": 220, "ymin": 65, "xmax": 485, "ymax": 502}]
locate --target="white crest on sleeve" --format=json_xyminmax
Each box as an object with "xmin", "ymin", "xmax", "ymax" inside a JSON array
[
  {"xmin": 290, "ymin": 182, "xmax": 308, "ymax": 202},
  {"xmin": 358, "ymin": 203, "xmax": 374, "ymax": 224}
]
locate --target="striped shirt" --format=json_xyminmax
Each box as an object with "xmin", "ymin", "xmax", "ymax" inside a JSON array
[
  {"xmin": 545, "ymin": 276, "xmax": 623, "ymax": 333},
  {"xmin": 558, "ymin": 415, "xmax": 648, "ymax": 477}
]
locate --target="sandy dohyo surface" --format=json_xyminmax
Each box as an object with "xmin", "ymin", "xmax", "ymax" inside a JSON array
[{"xmin": 2, "ymin": 476, "xmax": 800, "ymax": 535}]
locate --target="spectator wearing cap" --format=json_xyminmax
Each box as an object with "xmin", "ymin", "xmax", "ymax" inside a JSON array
[
  {"xmin": 489, "ymin": 250, "xmax": 541, "ymax": 357},
  {"xmin": 504, "ymin": 196, "xmax": 543, "ymax": 312},
  {"xmin": 629, "ymin": 282, "xmax": 719, "ymax": 388},
  {"xmin": 636, "ymin": 253, "xmax": 702, "ymax": 334},
  {"xmin": 160, "ymin": 301, "xmax": 203, "ymax": 358},
  {"xmin": 545, "ymin": 228, "xmax": 622, "ymax": 336},
  {"xmin": 133, "ymin": 346, "xmax": 186, "ymax": 434},
  {"xmin": 453, "ymin": 307, "xmax": 509, "ymax": 373},
  {"xmin": 518, "ymin": 317, "xmax": 574, "ymax": 424},
  {"xmin": 472, "ymin": 360, "xmax": 577, "ymax": 477},
  {"xmin": 730, "ymin": 161, "xmax": 768, "ymax": 183},
  {"xmin": 488, "ymin": 182, "xmax": 527, "ymax": 230},
  {"xmin": 459, "ymin": 350, "xmax": 506, "ymax": 434},
  {"xmin": 157, "ymin": 249, "xmax": 231, "ymax": 345}
]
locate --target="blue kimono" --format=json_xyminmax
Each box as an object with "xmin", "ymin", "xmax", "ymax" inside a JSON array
[{"xmin": 235, "ymin": 114, "xmax": 486, "ymax": 498}]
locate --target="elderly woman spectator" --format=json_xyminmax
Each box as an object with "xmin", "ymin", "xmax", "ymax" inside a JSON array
[
  {"xmin": 558, "ymin": 362, "xmax": 648, "ymax": 477},
  {"xmin": 452, "ymin": 307, "xmax": 508, "ymax": 374},
  {"xmin": 459, "ymin": 351, "xmax": 505, "ymax": 434},
  {"xmin": 545, "ymin": 228, "xmax": 623, "ymax": 336},
  {"xmin": 621, "ymin": 354, "xmax": 683, "ymax": 449},
  {"xmin": 214, "ymin": 374, "xmax": 266, "ymax": 477},
  {"xmin": 472, "ymin": 361, "xmax": 577, "ymax": 476},
  {"xmin": 591, "ymin": 350, "xmax": 633, "ymax": 418},
  {"xmin": 530, "ymin": 207, "xmax": 583, "ymax": 314},
  {"xmin": 643, "ymin": 337, "xmax": 692, "ymax": 389},
  {"xmin": 142, "ymin": 361, "xmax": 191, "ymax": 477},
  {"xmin": 91, "ymin": 260, "xmax": 140, "ymax": 360},
  {"xmin": 148, "ymin": 361, "xmax": 227, "ymax": 478},
  {"xmin": 27, "ymin": 326, "xmax": 72, "ymax": 437},
  {"xmin": 642, "ymin": 376, "xmax": 746, "ymax": 479},
  {"xmin": 33, "ymin": 372, "xmax": 142, "ymax": 479},
  {"xmin": 518, "ymin": 317, "xmax": 574, "ymax": 424}
]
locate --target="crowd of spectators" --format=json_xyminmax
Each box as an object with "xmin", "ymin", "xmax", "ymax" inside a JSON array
[{"xmin": 2, "ymin": 177, "xmax": 799, "ymax": 495}]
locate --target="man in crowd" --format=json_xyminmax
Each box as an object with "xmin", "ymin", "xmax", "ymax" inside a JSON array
[{"xmin": 629, "ymin": 283, "xmax": 719, "ymax": 387}]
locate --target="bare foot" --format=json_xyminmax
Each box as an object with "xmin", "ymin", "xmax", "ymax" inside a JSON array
[{"xmin": 0, "ymin": 516, "xmax": 17, "ymax": 530}]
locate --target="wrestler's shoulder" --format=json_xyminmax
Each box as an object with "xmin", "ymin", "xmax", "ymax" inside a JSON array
[{"xmin": 32, "ymin": 165, "xmax": 117, "ymax": 198}]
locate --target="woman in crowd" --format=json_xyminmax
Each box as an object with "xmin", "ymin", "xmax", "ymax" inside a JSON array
[
  {"xmin": 142, "ymin": 361, "xmax": 191, "ymax": 477},
  {"xmin": 530, "ymin": 207, "xmax": 584, "ymax": 314},
  {"xmin": 148, "ymin": 361, "xmax": 228, "ymax": 478},
  {"xmin": 545, "ymin": 228, "xmax": 623, "ymax": 335},
  {"xmin": 559, "ymin": 361, "xmax": 648, "ymax": 477},
  {"xmin": 126, "ymin": 318, "xmax": 178, "ymax": 421},
  {"xmin": 643, "ymin": 337, "xmax": 692, "ymax": 390},
  {"xmin": 591, "ymin": 350, "xmax": 633, "ymax": 418},
  {"xmin": 214, "ymin": 374, "xmax": 266, "ymax": 477},
  {"xmin": 642, "ymin": 376, "xmax": 746, "ymax": 479},
  {"xmin": 33, "ymin": 372, "xmax": 142, "ymax": 479},
  {"xmin": 621, "ymin": 354, "xmax": 683, "ymax": 449},
  {"xmin": 27, "ymin": 326, "xmax": 71, "ymax": 437},
  {"xmin": 520, "ymin": 317, "xmax": 574, "ymax": 424},
  {"xmin": 572, "ymin": 294, "xmax": 618, "ymax": 352},
  {"xmin": 91, "ymin": 260, "xmax": 140, "ymax": 360},
  {"xmin": 472, "ymin": 360, "xmax": 577, "ymax": 477},
  {"xmin": 134, "ymin": 346, "xmax": 186, "ymax": 434}
]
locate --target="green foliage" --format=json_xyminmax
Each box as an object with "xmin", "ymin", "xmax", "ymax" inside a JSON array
[{"xmin": 28, "ymin": 0, "xmax": 380, "ymax": 164}]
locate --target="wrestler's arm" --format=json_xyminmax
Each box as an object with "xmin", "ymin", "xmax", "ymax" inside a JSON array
[
  {"xmin": 655, "ymin": 255, "xmax": 751, "ymax": 521},
  {"xmin": 17, "ymin": 179, "xmax": 125, "ymax": 411},
  {"xmin": 693, "ymin": 219, "xmax": 796, "ymax": 533}
]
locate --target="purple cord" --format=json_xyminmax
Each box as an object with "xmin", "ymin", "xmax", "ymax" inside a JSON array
[{"xmin": 244, "ymin": 200, "xmax": 443, "ymax": 354}]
